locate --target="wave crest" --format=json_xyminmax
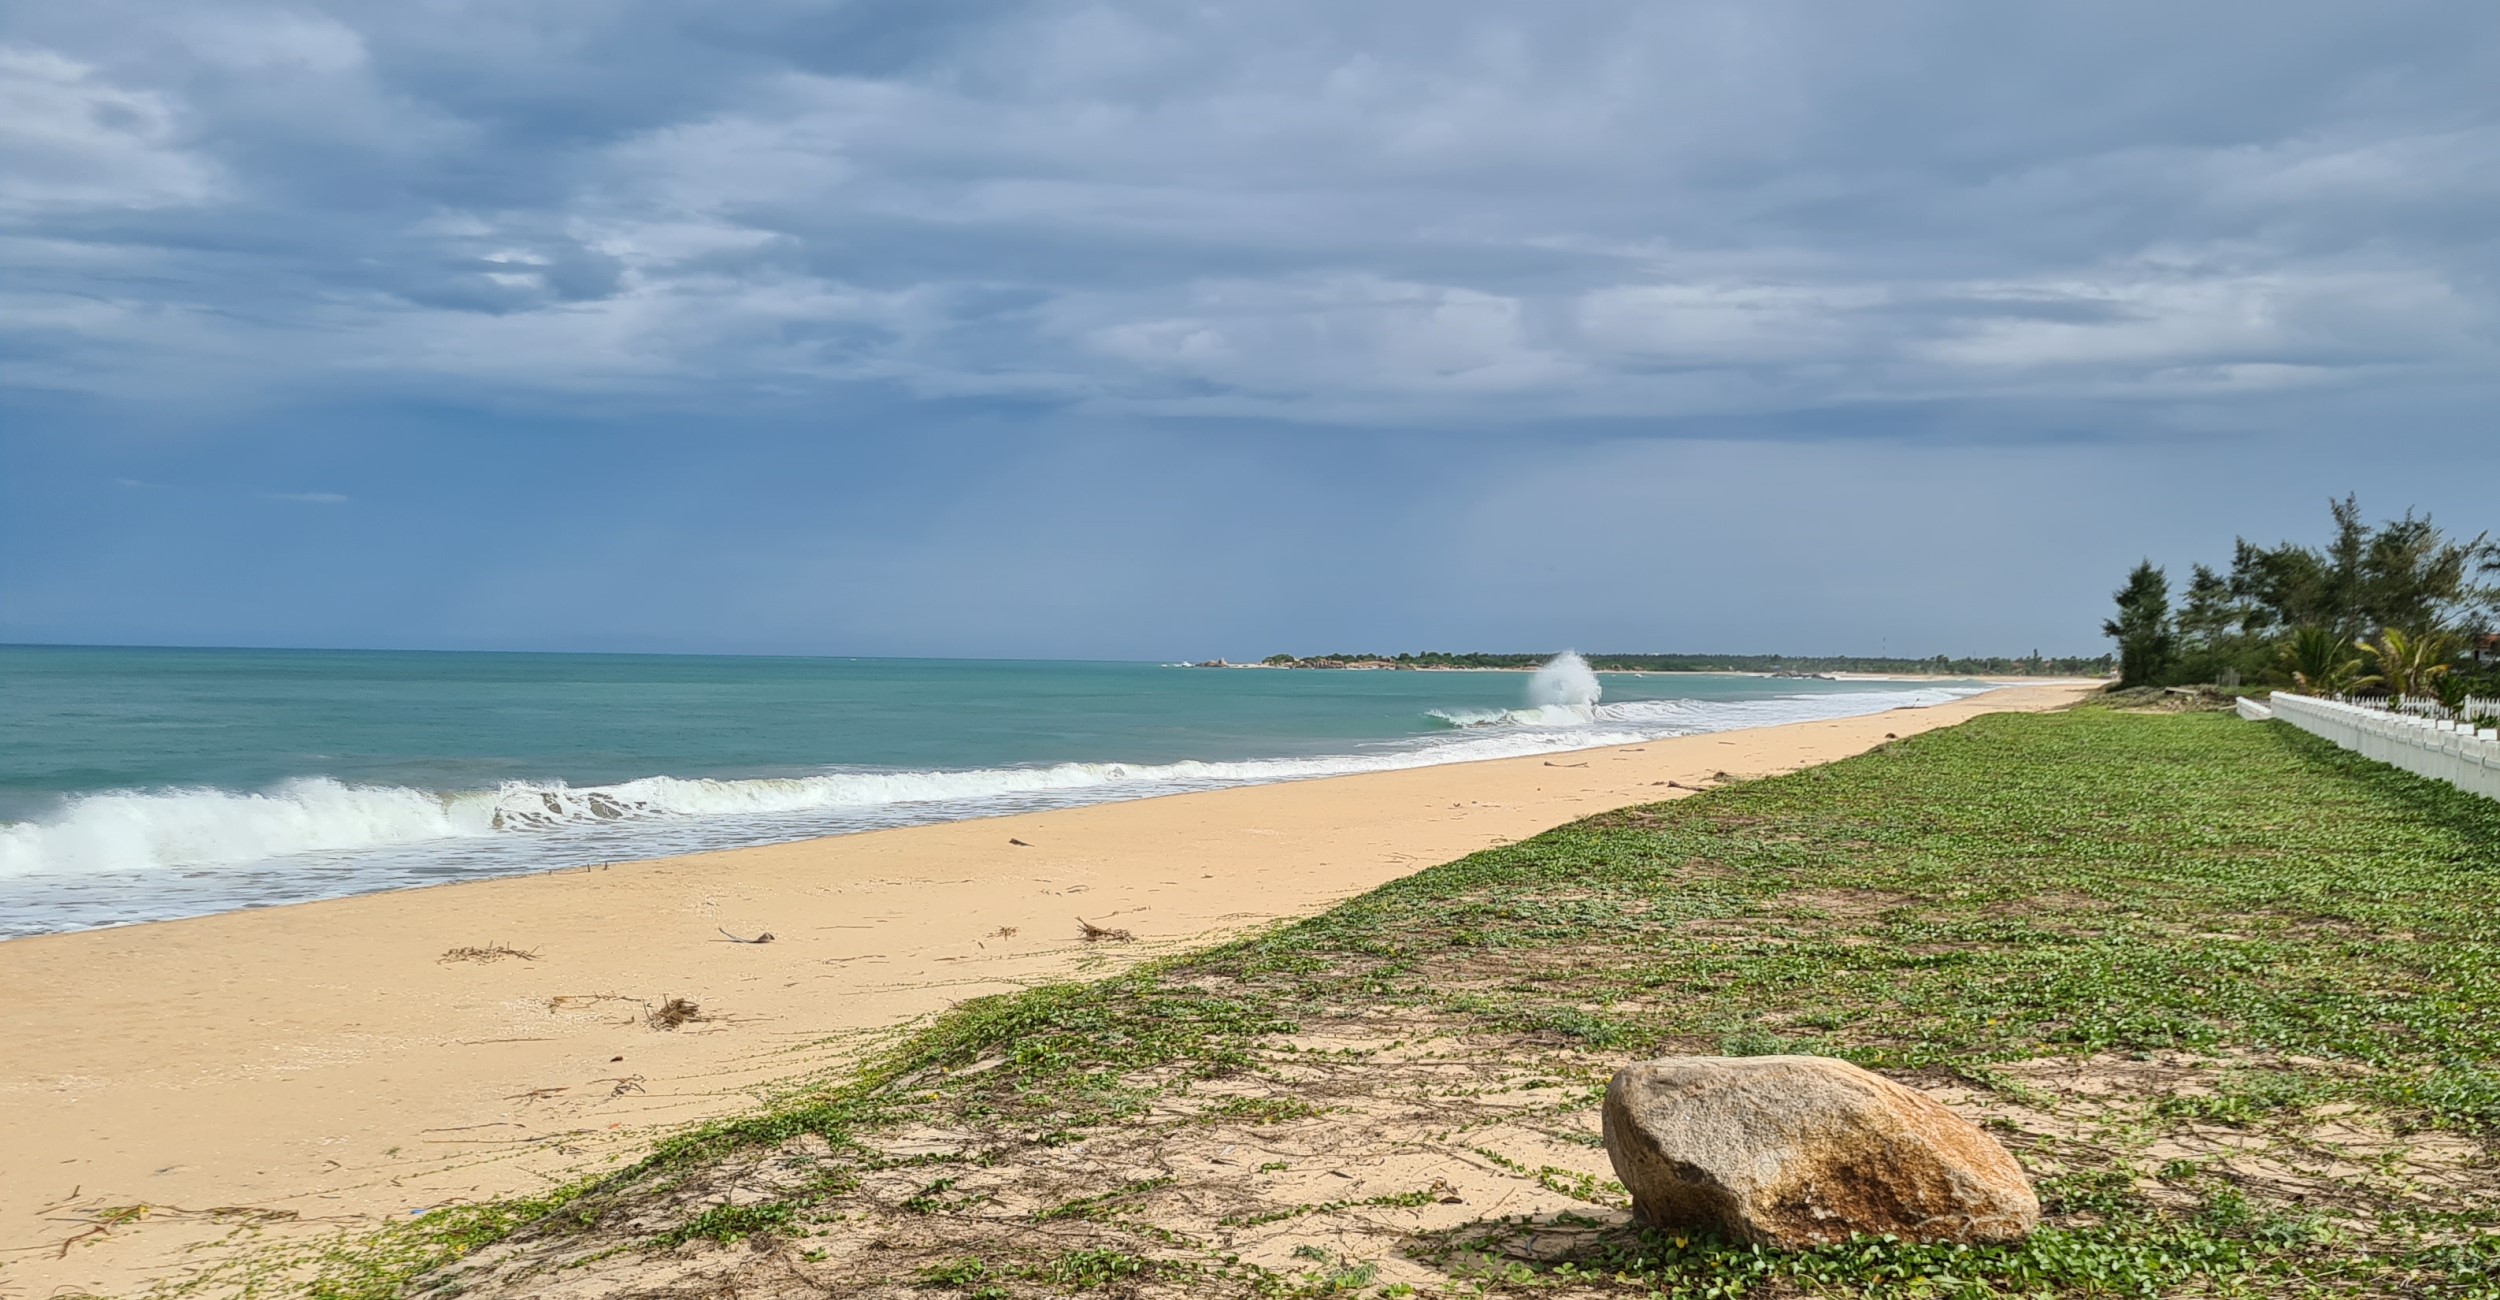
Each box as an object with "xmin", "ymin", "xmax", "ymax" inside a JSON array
[
  {"xmin": 0, "ymin": 734, "xmax": 1647, "ymax": 879},
  {"xmin": 0, "ymin": 682, "xmax": 1995, "ymax": 886},
  {"xmin": 0, "ymin": 778, "xmax": 491, "ymax": 878},
  {"xmin": 1428, "ymin": 704, "xmax": 1600, "ymax": 729}
]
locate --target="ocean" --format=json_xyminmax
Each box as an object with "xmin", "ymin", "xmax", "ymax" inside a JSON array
[{"xmin": 0, "ymin": 646, "xmax": 1994, "ymax": 937}]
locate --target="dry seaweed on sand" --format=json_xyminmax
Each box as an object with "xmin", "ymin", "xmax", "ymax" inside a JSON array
[
  {"xmin": 645, "ymin": 996, "xmax": 706, "ymax": 1030},
  {"xmin": 438, "ymin": 943, "xmax": 539, "ymax": 964},
  {"xmin": 1076, "ymin": 917, "xmax": 1135, "ymax": 942}
]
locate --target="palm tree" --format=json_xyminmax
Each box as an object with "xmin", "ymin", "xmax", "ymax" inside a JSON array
[
  {"xmin": 2353, "ymin": 628, "xmax": 2463, "ymax": 700},
  {"xmin": 2276, "ymin": 625, "xmax": 2364, "ymax": 696}
]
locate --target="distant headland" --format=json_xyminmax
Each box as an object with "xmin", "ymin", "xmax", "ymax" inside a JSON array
[{"xmin": 1186, "ymin": 651, "xmax": 2116, "ymax": 676}]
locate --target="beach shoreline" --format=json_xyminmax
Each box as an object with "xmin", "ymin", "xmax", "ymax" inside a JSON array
[
  {"xmin": 0, "ymin": 681, "xmax": 2092, "ymax": 1295},
  {"xmin": 1190, "ymin": 660, "xmax": 2102, "ymax": 683}
]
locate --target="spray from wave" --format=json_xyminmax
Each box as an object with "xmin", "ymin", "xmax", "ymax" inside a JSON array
[
  {"xmin": 1430, "ymin": 651, "xmax": 1604, "ymax": 728},
  {"xmin": 1528, "ymin": 650, "xmax": 1601, "ymax": 713}
]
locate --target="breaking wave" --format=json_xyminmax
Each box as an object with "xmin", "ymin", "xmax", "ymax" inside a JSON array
[
  {"xmin": 1430, "ymin": 651, "xmax": 1606, "ymax": 728},
  {"xmin": 0, "ymin": 676, "xmax": 1996, "ymax": 912},
  {"xmin": 0, "ymin": 731, "xmax": 1650, "ymax": 880},
  {"xmin": 0, "ymin": 779, "xmax": 491, "ymax": 879}
]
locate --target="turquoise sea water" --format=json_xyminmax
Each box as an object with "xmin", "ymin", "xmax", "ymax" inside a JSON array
[{"xmin": 0, "ymin": 646, "xmax": 1994, "ymax": 936}]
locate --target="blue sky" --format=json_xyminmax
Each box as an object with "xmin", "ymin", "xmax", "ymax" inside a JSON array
[{"xmin": 3, "ymin": 2, "xmax": 2495, "ymax": 659}]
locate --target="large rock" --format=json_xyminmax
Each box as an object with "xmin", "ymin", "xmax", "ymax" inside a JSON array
[{"xmin": 1602, "ymin": 1055, "xmax": 2038, "ymax": 1247}]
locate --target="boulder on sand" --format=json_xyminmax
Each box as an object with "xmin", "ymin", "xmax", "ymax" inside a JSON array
[{"xmin": 1602, "ymin": 1055, "xmax": 2038, "ymax": 1248}]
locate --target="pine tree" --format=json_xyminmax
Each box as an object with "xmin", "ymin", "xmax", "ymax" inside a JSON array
[{"xmin": 2103, "ymin": 561, "xmax": 2176, "ymax": 688}]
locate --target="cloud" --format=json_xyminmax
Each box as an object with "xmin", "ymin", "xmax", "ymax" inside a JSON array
[
  {"xmin": 0, "ymin": 44, "xmax": 220, "ymax": 215},
  {"xmin": 0, "ymin": 2, "xmax": 2493, "ymax": 440}
]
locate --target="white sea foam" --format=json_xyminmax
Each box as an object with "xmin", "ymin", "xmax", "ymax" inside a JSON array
[
  {"xmin": 0, "ymin": 778, "xmax": 494, "ymax": 878},
  {"xmin": 1528, "ymin": 651, "xmax": 1602, "ymax": 713},
  {"xmin": 0, "ymin": 678, "xmax": 1995, "ymax": 902},
  {"xmin": 1428, "ymin": 704, "xmax": 1594, "ymax": 728}
]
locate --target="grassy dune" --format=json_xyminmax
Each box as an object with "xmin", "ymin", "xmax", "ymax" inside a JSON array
[{"xmin": 292, "ymin": 704, "xmax": 2499, "ymax": 1298}]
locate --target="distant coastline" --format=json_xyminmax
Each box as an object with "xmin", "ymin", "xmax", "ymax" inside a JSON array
[{"xmin": 1188, "ymin": 651, "xmax": 2115, "ymax": 678}]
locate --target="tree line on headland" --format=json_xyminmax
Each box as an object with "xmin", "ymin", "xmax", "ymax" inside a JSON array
[
  {"xmin": 1233, "ymin": 651, "xmax": 2115, "ymax": 676},
  {"xmin": 2105, "ymin": 496, "xmax": 2500, "ymax": 707}
]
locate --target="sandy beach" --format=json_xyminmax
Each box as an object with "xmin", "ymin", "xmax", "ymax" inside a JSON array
[{"xmin": 0, "ymin": 681, "xmax": 2091, "ymax": 1295}]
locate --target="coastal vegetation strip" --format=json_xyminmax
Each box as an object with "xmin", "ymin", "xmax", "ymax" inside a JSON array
[
  {"xmin": 234, "ymin": 703, "xmax": 2497, "ymax": 1297},
  {"xmin": 2104, "ymin": 494, "xmax": 2499, "ymax": 704}
]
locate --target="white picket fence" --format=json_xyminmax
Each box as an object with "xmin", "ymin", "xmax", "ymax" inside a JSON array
[
  {"xmin": 2264, "ymin": 693, "xmax": 2500, "ymax": 801},
  {"xmin": 2321, "ymin": 692, "xmax": 2500, "ymax": 727}
]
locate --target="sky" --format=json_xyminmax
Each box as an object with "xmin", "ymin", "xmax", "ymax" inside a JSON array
[{"xmin": 3, "ymin": 1, "xmax": 2496, "ymax": 660}]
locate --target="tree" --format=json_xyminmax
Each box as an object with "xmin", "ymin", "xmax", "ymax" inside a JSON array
[
  {"xmin": 2358, "ymin": 510, "xmax": 2488, "ymax": 634},
  {"xmin": 2323, "ymin": 495, "xmax": 2370, "ymax": 629},
  {"xmin": 2275, "ymin": 625, "xmax": 2362, "ymax": 697},
  {"xmin": 2228, "ymin": 496, "xmax": 2495, "ymax": 639},
  {"xmin": 2177, "ymin": 564, "xmax": 2236, "ymax": 647},
  {"xmin": 2354, "ymin": 627, "xmax": 2463, "ymax": 700},
  {"xmin": 2228, "ymin": 537, "xmax": 2328, "ymax": 637},
  {"xmin": 2103, "ymin": 561, "xmax": 2176, "ymax": 688},
  {"xmin": 2469, "ymin": 542, "xmax": 2500, "ymax": 640}
]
